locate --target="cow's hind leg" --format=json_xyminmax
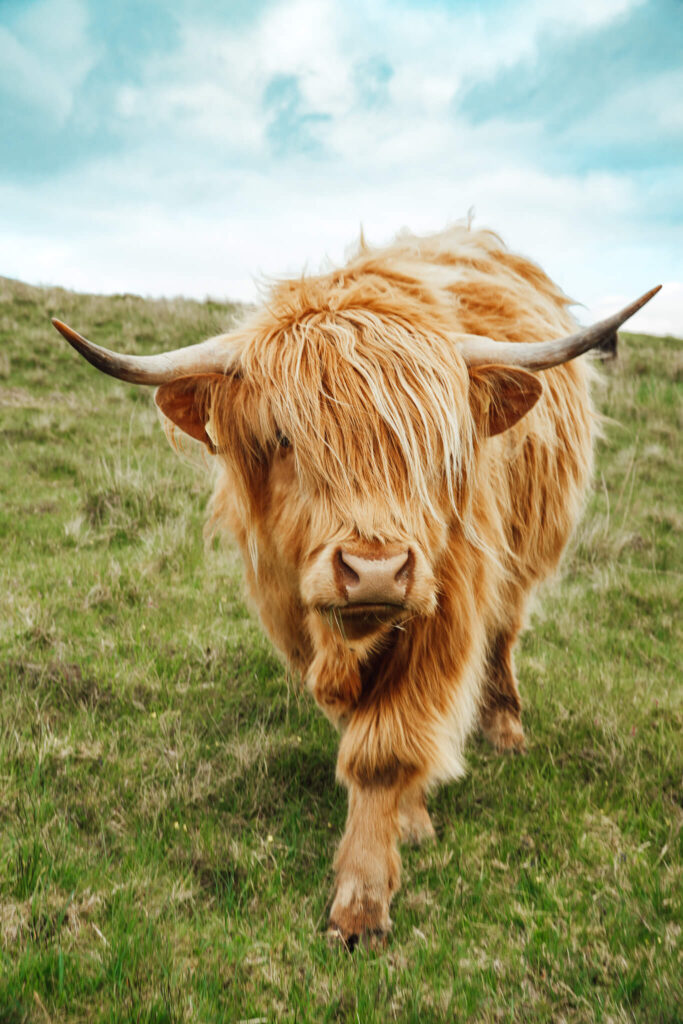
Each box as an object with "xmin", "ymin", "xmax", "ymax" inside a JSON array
[
  {"xmin": 480, "ymin": 630, "xmax": 526, "ymax": 753},
  {"xmin": 398, "ymin": 779, "xmax": 435, "ymax": 846}
]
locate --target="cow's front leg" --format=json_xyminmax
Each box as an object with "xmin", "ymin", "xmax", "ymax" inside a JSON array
[
  {"xmin": 328, "ymin": 781, "xmax": 401, "ymax": 949},
  {"xmin": 326, "ymin": 626, "xmax": 478, "ymax": 947}
]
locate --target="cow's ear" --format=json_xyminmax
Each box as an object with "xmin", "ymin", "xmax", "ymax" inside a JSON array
[
  {"xmin": 155, "ymin": 374, "xmax": 228, "ymax": 451},
  {"xmin": 468, "ymin": 364, "xmax": 543, "ymax": 438}
]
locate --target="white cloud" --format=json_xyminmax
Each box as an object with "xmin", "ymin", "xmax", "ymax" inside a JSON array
[
  {"xmin": 0, "ymin": 0, "xmax": 96, "ymax": 121},
  {"xmin": 104, "ymin": 0, "xmax": 646, "ymax": 161},
  {"xmin": 3, "ymin": 150, "xmax": 680, "ymax": 326}
]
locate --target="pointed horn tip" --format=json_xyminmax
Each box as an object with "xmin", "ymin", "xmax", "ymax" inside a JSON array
[
  {"xmin": 51, "ymin": 317, "xmax": 82, "ymax": 344},
  {"xmin": 618, "ymin": 284, "xmax": 662, "ymax": 325},
  {"xmin": 639, "ymin": 284, "xmax": 662, "ymax": 304}
]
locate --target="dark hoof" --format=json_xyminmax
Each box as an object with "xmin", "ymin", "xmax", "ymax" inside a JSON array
[{"xmin": 327, "ymin": 924, "xmax": 387, "ymax": 953}]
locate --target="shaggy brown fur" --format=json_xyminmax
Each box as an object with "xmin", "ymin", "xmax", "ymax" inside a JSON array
[{"xmin": 155, "ymin": 224, "xmax": 595, "ymax": 946}]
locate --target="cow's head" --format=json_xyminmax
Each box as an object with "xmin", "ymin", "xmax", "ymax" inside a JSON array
[{"xmin": 52, "ymin": 285, "xmax": 659, "ymax": 651}]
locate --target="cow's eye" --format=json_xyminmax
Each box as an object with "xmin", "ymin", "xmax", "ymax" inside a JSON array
[{"xmin": 276, "ymin": 430, "xmax": 291, "ymax": 449}]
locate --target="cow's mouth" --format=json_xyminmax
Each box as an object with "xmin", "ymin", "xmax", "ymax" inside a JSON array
[
  {"xmin": 320, "ymin": 603, "xmax": 407, "ymax": 639},
  {"xmin": 340, "ymin": 602, "xmax": 404, "ymax": 618}
]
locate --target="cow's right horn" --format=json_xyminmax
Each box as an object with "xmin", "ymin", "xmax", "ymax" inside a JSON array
[
  {"xmin": 457, "ymin": 286, "xmax": 662, "ymax": 371},
  {"xmin": 51, "ymin": 319, "xmax": 235, "ymax": 384}
]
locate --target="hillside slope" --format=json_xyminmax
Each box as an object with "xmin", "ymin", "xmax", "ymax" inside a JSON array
[{"xmin": 0, "ymin": 277, "xmax": 681, "ymax": 1023}]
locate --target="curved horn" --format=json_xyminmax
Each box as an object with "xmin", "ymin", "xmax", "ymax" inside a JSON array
[
  {"xmin": 51, "ymin": 319, "xmax": 235, "ymax": 384},
  {"xmin": 457, "ymin": 286, "xmax": 662, "ymax": 370}
]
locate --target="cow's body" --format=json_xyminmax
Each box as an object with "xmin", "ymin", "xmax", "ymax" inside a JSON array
[
  {"xmin": 53, "ymin": 223, "xmax": 657, "ymax": 948},
  {"xmin": 196, "ymin": 226, "xmax": 595, "ymax": 942}
]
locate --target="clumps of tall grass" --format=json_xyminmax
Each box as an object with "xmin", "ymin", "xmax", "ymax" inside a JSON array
[{"xmin": 78, "ymin": 435, "xmax": 201, "ymax": 547}]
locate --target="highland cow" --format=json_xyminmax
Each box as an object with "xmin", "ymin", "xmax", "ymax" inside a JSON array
[{"xmin": 52, "ymin": 225, "xmax": 659, "ymax": 948}]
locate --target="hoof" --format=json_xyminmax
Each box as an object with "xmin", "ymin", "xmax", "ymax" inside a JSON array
[
  {"xmin": 482, "ymin": 708, "xmax": 527, "ymax": 754},
  {"xmin": 328, "ymin": 887, "xmax": 391, "ymax": 953},
  {"xmin": 326, "ymin": 924, "xmax": 388, "ymax": 953}
]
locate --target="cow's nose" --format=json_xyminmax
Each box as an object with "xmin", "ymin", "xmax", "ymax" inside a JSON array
[{"xmin": 337, "ymin": 549, "xmax": 412, "ymax": 605}]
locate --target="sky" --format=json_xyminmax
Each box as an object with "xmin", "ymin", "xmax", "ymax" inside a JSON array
[{"xmin": 1, "ymin": 0, "xmax": 682, "ymax": 334}]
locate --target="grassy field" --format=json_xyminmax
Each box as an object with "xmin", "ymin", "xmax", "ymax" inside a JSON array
[{"xmin": 0, "ymin": 275, "xmax": 681, "ymax": 1023}]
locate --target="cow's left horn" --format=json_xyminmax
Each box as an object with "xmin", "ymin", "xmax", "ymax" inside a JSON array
[
  {"xmin": 457, "ymin": 286, "xmax": 662, "ymax": 370},
  {"xmin": 51, "ymin": 319, "xmax": 234, "ymax": 384}
]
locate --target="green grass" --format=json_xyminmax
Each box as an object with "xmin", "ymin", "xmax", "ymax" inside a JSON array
[{"xmin": 0, "ymin": 275, "xmax": 681, "ymax": 1023}]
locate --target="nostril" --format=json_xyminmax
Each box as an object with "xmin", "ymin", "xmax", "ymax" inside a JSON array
[
  {"xmin": 336, "ymin": 549, "xmax": 360, "ymax": 587},
  {"xmin": 394, "ymin": 551, "xmax": 412, "ymax": 586}
]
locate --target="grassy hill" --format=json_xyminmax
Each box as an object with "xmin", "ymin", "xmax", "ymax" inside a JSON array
[{"xmin": 0, "ymin": 276, "xmax": 681, "ymax": 1023}]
